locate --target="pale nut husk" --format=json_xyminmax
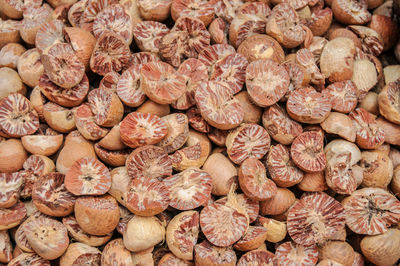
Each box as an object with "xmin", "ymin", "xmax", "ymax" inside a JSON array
[
  {"xmin": 0, "ymin": 67, "xmax": 26, "ymax": 100},
  {"xmin": 351, "ymin": 59, "xmax": 378, "ymax": 100},
  {"xmin": 258, "ymin": 217, "xmax": 287, "ymax": 243},
  {"xmin": 359, "ymin": 92, "xmax": 379, "ymax": 115},
  {"xmin": 383, "ymin": 65, "xmax": 400, "ymax": 84},
  {"xmin": 321, "ymin": 112, "xmax": 356, "ymax": 142}
]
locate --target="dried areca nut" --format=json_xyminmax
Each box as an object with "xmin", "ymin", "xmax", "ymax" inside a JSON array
[
  {"xmin": 140, "ymin": 61, "xmax": 186, "ymax": 105},
  {"xmin": 98, "ymin": 124, "xmax": 126, "ymax": 151},
  {"xmin": 266, "ymin": 3, "xmax": 306, "ymax": 48},
  {"xmin": 137, "ymin": 99, "xmax": 170, "ymax": 117},
  {"xmin": 234, "ymin": 91, "xmax": 262, "ymax": 124},
  {"xmin": 21, "ymin": 154, "xmax": 55, "ymax": 198},
  {"xmin": 226, "ymin": 123, "xmax": 270, "ymax": 165},
  {"xmin": 325, "ymin": 139, "xmax": 361, "ymax": 167},
  {"xmin": 238, "ymin": 158, "xmax": 276, "ymax": 201},
  {"xmin": 164, "ymin": 168, "xmax": 212, "ymax": 210},
  {"xmin": 166, "ymin": 210, "xmax": 199, "ymax": 260},
  {"xmin": 171, "ymin": 0, "xmax": 214, "ymax": 26},
  {"xmin": 0, "ymin": 230, "xmax": 12, "ymax": 263},
  {"xmin": 95, "ymin": 143, "xmax": 130, "ymax": 167},
  {"xmin": 0, "ymin": 202, "xmax": 25, "ymax": 230},
  {"xmin": 348, "ymin": 25, "xmax": 383, "ymax": 56},
  {"xmin": 215, "ymin": 193, "xmax": 259, "ymax": 224},
  {"xmin": 67, "ymin": 0, "xmax": 86, "ymax": 27},
  {"xmin": 390, "ymin": 148, "xmax": 400, "ymax": 169},
  {"xmin": 267, "ymin": 144, "xmax": 304, "ymax": 187},
  {"xmin": 296, "ymin": 48, "xmax": 325, "ymax": 85},
  {"xmin": 123, "ymin": 215, "xmax": 165, "ymax": 252},
  {"xmin": 237, "ymin": 250, "xmax": 275, "ymax": 266},
  {"xmin": 17, "ymin": 48, "xmax": 44, "ymax": 88},
  {"xmin": 62, "ymin": 215, "xmax": 112, "ymax": 246},
  {"xmin": 307, "ymin": 36, "xmax": 328, "ymax": 65},
  {"xmin": 287, "ymin": 87, "xmax": 331, "ymax": 124},
  {"xmin": 260, "ymin": 187, "xmax": 296, "ymax": 216},
  {"xmin": 116, "ymin": 65, "xmax": 146, "ymax": 108},
  {"xmin": 321, "ymin": 80, "xmax": 357, "ymax": 114},
  {"xmin": 35, "ymin": 19, "xmax": 64, "ymax": 54},
  {"xmin": 101, "ymin": 238, "xmax": 133, "ymax": 265},
  {"xmin": 198, "ymin": 44, "xmax": 235, "ymax": 73},
  {"xmin": 360, "ymin": 228, "xmax": 400, "ymax": 266},
  {"xmin": 320, "ymin": 112, "xmax": 356, "ymax": 142},
  {"xmin": 108, "ymin": 167, "xmax": 130, "ymax": 206},
  {"xmin": 99, "ymin": 72, "xmax": 120, "ymax": 92},
  {"xmin": 137, "ymin": 0, "xmax": 171, "ymax": 21},
  {"xmin": 319, "ymin": 241, "xmax": 355, "ymax": 266},
  {"xmin": 320, "ymin": 38, "xmax": 356, "ymax": 82},
  {"xmin": 229, "ymin": 12, "xmax": 266, "ymax": 49},
  {"xmin": 38, "ymin": 73, "xmax": 89, "ymax": 108},
  {"xmin": 331, "ymin": 0, "xmax": 370, "ymax": 25},
  {"xmin": 0, "ymin": 172, "xmax": 23, "ymax": 208},
  {"xmin": 126, "ymin": 145, "xmax": 172, "ymax": 180},
  {"xmin": 64, "ymin": 27, "xmax": 96, "ymax": 71},
  {"xmin": 207, "ymin": 128, "xmax": 228, "ymax": 147},
  {"xmin": 369, "ymin": 14, "xmax": 399, "ymax": 51},
  {"xmin": 60, "ymin": 242, "xmax": 101, "ymax": 265},
  {"xmin": 283, "ymin": 63, "xmax": 310, "ymax": 97},
  {"xmin": 90, "ymin": 32, "xmax": 130, "ymax": 76},
  {"xmin": 0, "ymin": 43, "xmax": 26, "ymax": 69},
  {"xmin": 290, "ymin": 131, "xmax": 326, "ymax": 173},
  {"xmin": 24, "ymin": 216, "xmax": 68, "ymax": 259},
  {"xmin": 125, "ymin": 177, "xmax": 169, "ymax": 216},
  {"xmin": 328, "ymin": 28, "xmax": 362, "ymax": 49},
  {"xmin": 93, "ymin": 4, "xmax": 132, "ymax": 44},
  {"xmin": 262, "ymin": 104, "xmax": 302, "ymax": 145},
  {"xmin": 351, "ymin": 59, "xmax": 377, "ymax": 100},
  {"xmin": 349, "ymin": 108, "xmax": 384, "ymax": 149},
  {"xmin": 194, "ymin": 81, "xmax": 244, "ymax": 130},
  {"xmin": 233, "ymin": 225, "xmax": 267, "ymax": 252},
  {"xmin": 43, "ymin": 102, "xmax": 75, "ymax": 133},
  {"xmin": 359, "ymin": 150, "xmax": 393, "ymax": 188},
  {"xmin": 19, "ymin": 4, "xmax": 53, "ymax": 45},
  {"xmin": 0, "ymin": 93, "xmax": 39, "ymax": 137},
  {"xmin": 298, "ymin": 171, "xmax": 328, "ymax": 192},
  {"xmin": 158, "ymin": 31, "xmax": 189, "ymax": 68},
  {"xmin": 287, "ymin": 192, "xmax": 345, "ymax": 245},
  {"xmin": 200, "ymin": 202, "xmax": 247, "ymax": 247},
  {"xmin": 75, "ymin": 195, "xmax": 119, "ymax": 236},
  {"xmin": 172, "ymin": 58, "xmax": 208, "ymax": 110},
  {"xmin": 383, "ymin": 65, "xmax": 400, "ymax": 84},
  {"xmin": 352, "ymin": 251, "xmax": 365, "ymax": 266},
  {"xmin": 202, "ymin": 153, "xmax": 237, "ymax": 196},
  {"xmin": 246, "ymin": 59, "xmax": 289, "ymax": 107},
  {"xmin": 208, "ymin": 18, "xmax": 228, "ymax": 44},
  {"xmin": 187, "ymin": 107, "xmax": 211, "ymax": 133},
  {"xmin": 377, "ymin": 117, "xmax": 400, "ymax": 146},
  {"xmin": 120, "ymin": 112, "xmax": 168, "ymax": 148},
  {"xmin": 237, "ymin": 34, "xmax": 284, "ymax": 63},
  {"xmin": 307, "ymin": 8, "xmax": 332, "ymax": 36},
  {"xmin": 8, "ymin": 253, "xmax": 50, "ymax": 266},
  {"xmin": 378, "ymin": 80, "xmax": 400, "ymax": 125},
  {"xmin": 74, "ymin": 103, "xmax": 108, "ymax": 141},
  {"xmin": 32, "ymin": 172, "xmax": 76, "ymax": 216},
  {"xmin": 194, "ymin": 240, "xmax": 236, "ymax": 266},
  {"xmin": 126, "ymin": 52, "xmax": 161, "ymax": 71},
  {"xmin": 116, "ymin": 206, "xmax": 133, "ymax": 234},
  {"xmin": 88, "ymin": 88, "xmax": 123, "ymax": 127},
  {"xmin": 132, "ymin": 21, "xmax": 169, "ymax": 53},
  {"xmin": 175, "ymin": 16, "xmax": 211, "ymax": 55},
  {"xmin": 80, "ymin": 0, "xmax": 118, "ymax": 32},
  {"xmin": 65, "ymin": 157, "xmax": 111, "ymax": 196},
  {"xmin": 131, "ymin": 248, "xmax": 156, "ymax": 265},
  {"xmin": 158, "ymin": 253, "xmax": 193, "ymax": 265},
  {"xmin": 0, "ymin": 19, "xmax": 20, "ymax": 48},
  {"xmin": 257, "ymin": 217, "xmax": 286, "ymax": 243},
  {"xmin": 0, "ymin": 139, "xmax": 27, "ymax": 173},
  {"xmin": 343, "ymin": 187, "xmax": 400, "ymax": 235},
  {"xmin": 275, "ymin": 241, "xmax": 318, "ymax": 265},
  {"xmin": 30, "ymin": 86, "xmax": 46, "ymax": 121}
]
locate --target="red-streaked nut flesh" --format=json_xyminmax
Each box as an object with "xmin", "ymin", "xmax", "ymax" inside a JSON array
[
  {"xmin": 226, "ymin": 123, "xmax": 271, "ymax": 165},
  {"xmin": 65, "ymin": 157, "xmax": 112, "ymax": 196},
  {"xmin": 283, "ymin": 63, "xmax": 311, "ymax": 98},
  {"xmin": 88, "ymin": 88, "xmax": 124, "ymax": 127},
  {"xmin": 99, "ymin": 71, "xmax": 120, "ymax": 92},
  {"xmin": 0, "ymin": 230, "xmax": 12, "ymax": 263},
  {"xmin": 0, "ymin": 93, "xmax": 39, "ymax": 137},
  {"xmin": 32, "ymin": 172, "xmax": 77, "ymax": 217},
  {"xmin": 0, "ymin": 172, "xmax": 24, "ymax": 208},
  {"xmin": 116, "ymin": 65, "xmax": 146, "ymax": 108},
  {"xmin": 171, "ymin": 0, "xmax": 215, "ymax": 26},
  {"xmin": 194, "ymin": 240, "xmax": 237, "ymax": 266},
  {"xmin": 126, "ymin": 145, "xmax": 172, "ymax": 180},
  {"xmin": 349, "ymin": 108, "xmax": 385, "ymax": 149},
  {"xmin": 331, "ymin": 0, "xmax": 371, "ymax": 25},
  {"xmin": 237, "ymin": 34, "xmax": 285, "ymax": 63},
  {"xmin": 60, "ymin": 242, "xmax": 101, "ymax": 265},
  {"xmin": 187, "ymin": 107, "xmax": 211, "ymax": 133},
  {"xmin": 246, "ymin": 59, "xmax": 289, "ymax": 107},
  {"xmin": 133, "ymin": 21, "xmax": 169, "ymax": 53},
  {"xmin": 74, "ymin": 103, "xmax": 109, "ymax": 141},
  {"xmin": 8, "ymin": 253, "xmax": 50, "ymax": 266},
  {"xmin": 262, "ymin": 104, "xmax": 303, "ymax": 145},
  {"xmin": 120, "ymin": 112, "xmax": 168, "ymax": 148},
  {"xmin": 101, "ymin": 238, "xmax": 133, "ymax": 265},
  {"xmin": 62, "ymin": 215, "xmax": 112, "ymax": 246},
  {"xmin": 378, "ymin": 80, "xmax": 400, "ymax": 125},
  {"xmin": 238, "ymin": 158, "xmax": 277, "ymax": 201},
  {"xmin": 287, "ymin": 192, "xmax": 346, "ymax": 245},
  {"xmin": 208, "ymin": 17, "xmax": 228, "ymax": 44},
  {"xmin": 35, "ymin": 19, "xmax": 65, "ymax": 54},
  {"xmin": 158, "ymin": 113, "xmax": 189, "ymax": 154},
  {"xmin": 291, "ymin": 131, "xmax": 327, "ymax": 173},
  {"xmin": 286, "ymin": 86, "xmax": 332, "ymax": 124},
  {"xmin": 237, "ymin": 250, "xmax": 276, "ymax": 266},
  {"xmin": 267, "ymin": 144, "xmax": 305, "ymax": 187},
  {"xmin": 342, "ymin": 187, "xmax": 400, "ymax": 235},
  {"xmin": 0, "ymin": 202, "xmax": 26, "ymax": 230},
  {"xmin": 164, "ymin": 168, "xmax": 212, "ymax": 210},
  {"xmin": 275, "ymin": 241, "xmax": 319, "ymax": 266},
  {"xmin": 24, "ymin": 216, "xmax": 69, "ymax": 260},
  {"xmin": 215, "ymin": 193, "xmax": 259, "ymax": 224},
  {"xmin": 140, "ymin": 61, "xmax": 186, "ymax": 105},
  {"xmin": 321, "ymin": 80, "xmax": 358, "ymax": 113},
  {"xmin": 195, "ymin": 81, "xmax": 244, "ymax": 130},
  {"xmin": 125, "ymin": 176, "xmax": 170, "ymax": 216},
  {"xmin": 166, "ymin": 210, "xmax": 199, "ymax": 261},
  {"xmin": 80, "ymin": 0, "xmax": 119, "ymax": 32},
  {"xmin": 296, "ymin": 48, "xmax": 325, "ymax": 85}
]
